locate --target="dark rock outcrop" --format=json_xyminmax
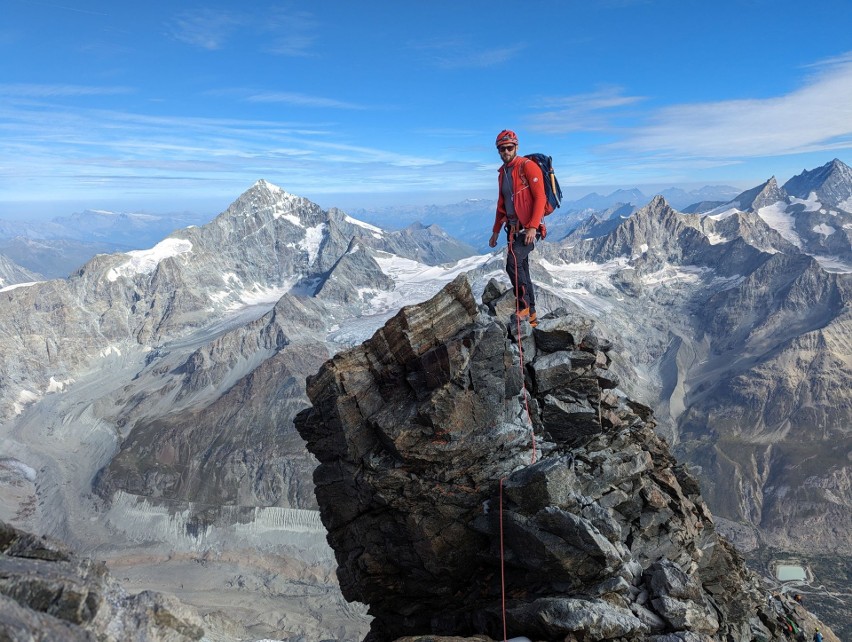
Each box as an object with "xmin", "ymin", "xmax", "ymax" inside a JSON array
[
  {"xmin": 0, "ymin": 520, "xmax": 204, "ymax": 641},
  {"xmin": 295, "ymin": 275, "xmax": 837, "ymax": 642}
]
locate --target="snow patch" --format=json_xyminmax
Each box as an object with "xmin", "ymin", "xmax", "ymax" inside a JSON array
[
  {"xmin": 13, "ymin": 390, "xmax": 39, "ymax": 415},
  {"xmin": 0, "ymin": 281, "xmax": 41, "ymax": 293},
  {"xmin": 327, "ymin": 254, "xmax": 491, "ymax": 346},
  {"xmin": 99, "ymin": 346, "xmax": 122, "ymax": 358},
  {"xmin": 277, "ymin": 212, "xmax": 302, "ymax": 226},
  {"xmin": 812, "ymin": 223, "xmax": 836, "ymax": 237},
  {"xmin": 840, "ymin": 196, "xmax": 852, "ymax": 212},
  {"xmin": 46, "ymin": 376, "xmax": 74, "ymax": 393},
  {"xmin": 789, "ymin": 192, "xmax": 822, "ymax": 212},
  {"xmin": 298, "ymin": 223, "xmax": 327, "ymax": 265},
  {"xmin": 756, "ymin": 203, "xmax": 802, "ymax": 248},
  {"xmin": 537, "ymin": 258, "xmax": 630, "ymax": 316},
  {"xmin": 107, "ymin": 238, "xmax": 193, "ymax": 282},
  {"xmin": 705, "ymin": 232, "xmax": 730, "ymax": 245},
  {"xmin": 228, "ymin": 279, "xmax": 297, "ymax": 309},
  {"xmin": 641, "ymin": 264, "xmax": 711, "ymax": 287},
  {"xmin": 344, "ymin": 214, "xmax": 384, "ymax": 235},
  {"xmin": 707, "ymin": 206, "xmax": 740, "ymax": 220}
]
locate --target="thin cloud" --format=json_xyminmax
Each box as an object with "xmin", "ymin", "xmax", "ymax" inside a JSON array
[
  {"xmin": 612, "ymin": 52, "xmax": 852, "ymax": 159},
  {"xmin": 413, "ymin": 38, "xmax": 525, "ymax": 69},
  {"xmin": 246, "ymin": 91, "xmax": 368, "ymax": 110},
  {"xmin": 169, "ymin": 9, "xmax": 245, "ymax": 50},
  {"xmin": 262, "ymin": 7, "xmax": 318, "ymax": 57},
  {"xmin": 527, "ymin": 87, "xmax": 646, "ymax": 133},
  {"xmin": 169, "ymin": 6, "xmax": 318, "ymax": 56},
  {"xmin": 0, "ymin": 83, "xmax": 134, "ymax": 97},
  {"xmin": 0, "ymin": 103, "xmax": 438, "ymax": 188}
]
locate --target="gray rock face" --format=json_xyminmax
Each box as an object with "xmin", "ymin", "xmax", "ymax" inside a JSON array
[
  {"xmin": 783, "ymin": 158, "xmax": 852, "ymax": 210},
  {"xmin": 0, "ymin": 254, "xmax": 41, "ymax": 289},
  {"xmin": 0, "ymin": 520, "xmax": 204, "ymax": 641},
  {"xmin": 294, "ymin": 275, "xmax": 836, "ymax": 642},
  {"xmin": 542, "ymin": 189, "xmax": 852, "ymax": 559},
  {"xmin": 729, "ymin": 177, "xmax": 787, "ymax": 212}
]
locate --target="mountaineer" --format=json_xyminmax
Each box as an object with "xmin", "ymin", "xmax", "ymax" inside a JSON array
[{"xmin": 489, "ymin": 129, "xmax": 546, "ymax": 327}]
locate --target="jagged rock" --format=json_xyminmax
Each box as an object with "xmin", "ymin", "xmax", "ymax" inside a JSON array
[
  {"xmin": 0, "ymin": 521, "xmax": 204, "ymax": 641},
  {"xmin": 295, "ymin": 275, "xmax": 838, "ymax": 642}
]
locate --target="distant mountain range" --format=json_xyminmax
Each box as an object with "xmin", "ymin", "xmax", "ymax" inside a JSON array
[
  {"xmin": 0, "ymin": 184, "xmax": 742, "ymax": 281},
  {"xmin": 0, "ymin": 209, "xmax": 211, "ymax": 278},
  {"xmin": 347, "ymin": 184, "xmax": 742, "ymax": 252}
]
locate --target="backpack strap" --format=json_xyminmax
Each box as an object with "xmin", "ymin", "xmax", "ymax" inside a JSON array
[{"xmin": 517, "ymin": 158, "xmax": 531, "ymax": 188}]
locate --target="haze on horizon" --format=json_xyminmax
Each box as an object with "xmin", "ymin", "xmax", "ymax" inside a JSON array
[{"xmin": 2, "ymin": 0, "xmax": 852, "ymax": 221}]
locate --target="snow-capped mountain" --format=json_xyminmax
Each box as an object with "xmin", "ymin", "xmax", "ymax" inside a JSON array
[
  {"xmin": 705, "ymin": 159, "xmax": 852, "ymax": 270},
  {"xmin": 0, "ymin": 179, "xmax": 490, "ymax": 639},
  {"xmin": 783, "ymin": 158, "xmax": 852, "ymax": 210}
]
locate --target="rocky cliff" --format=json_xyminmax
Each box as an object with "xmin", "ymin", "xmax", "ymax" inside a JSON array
[
  {"xmin": 294, "ymin": 275, "xmax": 837, "ymax": 642},
  {"xmin": 0, "ymin": 520, "xmax": 204, "ymax": 641}
]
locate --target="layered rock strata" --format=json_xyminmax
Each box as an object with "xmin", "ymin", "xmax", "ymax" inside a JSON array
[{"xmin": 295, "ymin": 275, "xmax": 836, "ymax": 642}]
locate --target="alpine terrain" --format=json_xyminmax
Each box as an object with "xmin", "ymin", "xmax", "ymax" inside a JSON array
[{"xmin": 0, "ymin": 159, "xmax": 849, "ymax": 639}]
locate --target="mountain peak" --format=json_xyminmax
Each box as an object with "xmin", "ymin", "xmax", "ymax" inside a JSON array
[
  {"xmin": 730, "ymin": 176, "xmax": 786, "ymax": 212},
  {"xmin": 782, "ymin": 158, "xmax": 852, "ymax": 209},
  {"xmin": 249, "ymin": 179, "xmax": 294, "ymax": 199}
]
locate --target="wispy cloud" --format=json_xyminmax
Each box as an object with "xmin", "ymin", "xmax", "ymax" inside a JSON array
[
  {"xmin": 0, "ymin": 83, "xmax": 134, "ymax": 97},
  {"xmin": 262, "ymin": 7, "xmax": 318, "ymax": 57},
  {"xmin": 611, "ymin": 52, "xmax": 852, "ymax": 160},
  {"xmin": 527, "ymin": 86, "xmax": 646, "ymax": 133},
  {"xmin": 168, "ymin": 6, "xmax": 318, "ymax": 56},
  {"xmin": 413, "ymin": 38, "xmax": 525, "ymax": 69},
  {"xmin": 169, "ymin": 9, "xmax": 245, "ymax": 51},
  {"xmin": 246, "ymin": 91, "xmax": 368, "ymax": 110},
  {"xmin": 0, "ymin": 102, "xmax": 456, "ymax": 201}
]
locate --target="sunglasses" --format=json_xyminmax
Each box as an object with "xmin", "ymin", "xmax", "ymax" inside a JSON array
[{"xmin": 497, "ymin": 145, "xmax": 516, "ymax": 152}]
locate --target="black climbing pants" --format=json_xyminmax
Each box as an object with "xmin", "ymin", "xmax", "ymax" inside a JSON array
[{"xmin": 506, "ymin": 231, "xmax": 536, "ymax": 313}]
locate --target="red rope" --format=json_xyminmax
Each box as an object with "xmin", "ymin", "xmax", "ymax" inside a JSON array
[{"xmin": 499, "ymin": 477, "xmax": 507, "ymax": 642}]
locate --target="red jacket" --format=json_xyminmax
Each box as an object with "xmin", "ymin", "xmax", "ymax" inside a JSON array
[{"xmin": 493, "ymin": 156, "xmax": 546, "ymax": 234}]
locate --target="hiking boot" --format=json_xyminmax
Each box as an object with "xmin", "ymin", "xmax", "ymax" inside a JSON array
[{"xmin": 516, "ymin": 308, "xmax": 538, "ymax": 327}]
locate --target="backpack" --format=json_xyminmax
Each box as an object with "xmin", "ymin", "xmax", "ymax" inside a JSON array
[{"xmin": 523, "ymin": 153, "xmax": 563, "ymax": 215}]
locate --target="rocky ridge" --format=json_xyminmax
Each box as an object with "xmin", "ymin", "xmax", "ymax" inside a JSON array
[
  {"xmin": 0, "ymin": 254, "xmax": 40, "ymax": 289},
  {"xmin": 294, "ymin": 274, "xmax": 837, "ymax": 642},
  {"xmin": 541, "ymin": 189, "xmax": 852, "ymax": 557}
]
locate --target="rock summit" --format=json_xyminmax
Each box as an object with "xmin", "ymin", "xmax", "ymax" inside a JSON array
[{"xmin": 295, "ymin": 274, "xmax": 835, "ymax": 642}]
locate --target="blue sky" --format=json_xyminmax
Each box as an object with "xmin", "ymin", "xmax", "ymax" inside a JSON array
[{"xmin": 2, "ymin": 0, "xmax": 851, "ymax": 219}]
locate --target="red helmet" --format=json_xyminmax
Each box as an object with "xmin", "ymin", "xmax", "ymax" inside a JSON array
[{"xmin": 495, "ymin": 129, "xmax": 518, "ymax": 147}]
